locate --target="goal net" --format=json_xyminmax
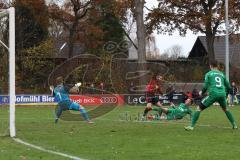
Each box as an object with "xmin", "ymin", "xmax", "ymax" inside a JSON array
[{"xmin": 0, "ymin": 7, "xmax": 15, "ymax": 137}]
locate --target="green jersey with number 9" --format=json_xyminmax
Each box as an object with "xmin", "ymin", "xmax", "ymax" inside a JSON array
[{"xmin": 202, "ymin": 69, "xmax": 231, "ymax": 96}]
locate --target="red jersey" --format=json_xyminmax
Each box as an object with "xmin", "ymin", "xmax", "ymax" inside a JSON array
[
  {"xmin": 146, "ymin": 79, "xmax": 157, "ymax": 94},
  {"xmin": 146, "ymin": 79, "xmax": 163, "ymax": 94},
  {"xmin": 186, "ymin": 92, "xmax": 192, "ymax": 99}
]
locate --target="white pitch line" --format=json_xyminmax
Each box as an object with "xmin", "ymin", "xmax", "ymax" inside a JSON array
[
  {"xmin": 96, "ymin": 118, "xmax": 232, "ymax": 129},
  {"xmin": 13, "ymin": 138, "xmax": 86, "ymax": 160}
]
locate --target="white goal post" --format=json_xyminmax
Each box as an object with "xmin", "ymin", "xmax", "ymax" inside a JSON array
[{"xmin": 0, "ymin": 7, "xmax": 16, "ymax": 137}]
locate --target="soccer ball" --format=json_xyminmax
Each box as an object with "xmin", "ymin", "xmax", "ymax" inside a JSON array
[
  {"xmin": 75, "ymin": 82, "xmax": 82, "ymax": 87},
  {"xmin": 69, "ymin": 86, "xmax": 79, "ymax": 93}
]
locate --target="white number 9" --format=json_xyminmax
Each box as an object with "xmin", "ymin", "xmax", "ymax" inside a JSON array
[{"xmin": 215, "ymin": 77, "xmax": 222, "ymax": 87}]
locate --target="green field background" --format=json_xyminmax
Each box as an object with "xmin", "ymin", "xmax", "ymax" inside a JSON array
[{"xmin": 1, "ymin": 105, "xmax": 240, "ymax": 160}]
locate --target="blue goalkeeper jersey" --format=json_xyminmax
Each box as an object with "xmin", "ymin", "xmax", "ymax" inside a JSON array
[{"xmin": 53, "ymin": 84, "xmax": 71, "ymax": 106}]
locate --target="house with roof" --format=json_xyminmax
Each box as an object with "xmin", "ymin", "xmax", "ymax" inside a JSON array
[{"xmin": 188, "ymin": 35, "xmax": 240, "ymax": 68}]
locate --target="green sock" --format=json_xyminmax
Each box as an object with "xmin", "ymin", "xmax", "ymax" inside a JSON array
[
  {"xmin": 225, "ymin": 110, "xmax": 236, "ymax": 127},
  {"xmin": 191, "ymin": 111, "xmax": 201, "ymax": 127}
]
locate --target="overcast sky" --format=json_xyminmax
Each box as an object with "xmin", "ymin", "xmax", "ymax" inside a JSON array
[{"xmin": 146, "ymin": 0, "xmax": 203, "ymax": 56}]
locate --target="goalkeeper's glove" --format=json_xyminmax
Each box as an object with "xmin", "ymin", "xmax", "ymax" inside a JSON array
[
  {"xmin": 49, "ymin": 85, "xmax": 54, "ymax": 92},
  {"xmin": 49, "ymin": 85, "xmax": 54, "ymax": 96},
  {"xmin": 75, "ymin": 82, "xmax": 82, "ymax": 87}
]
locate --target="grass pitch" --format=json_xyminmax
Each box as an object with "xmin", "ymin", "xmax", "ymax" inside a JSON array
[{"xmin": 1, "ymin": 105, "xmax": 240, "ymax": 160}]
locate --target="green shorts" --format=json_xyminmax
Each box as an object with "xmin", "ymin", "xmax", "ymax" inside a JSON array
[
  {"xmin": 201, "ymin": 94, "xmax": 227, "ymax": 109},
  {"xmin": 166, "ymin": 108, "xmax": 176, "ymax": 120},
  {"xmin": 166, "ymin": 108, "xmax": 183, "ymax": 120}
]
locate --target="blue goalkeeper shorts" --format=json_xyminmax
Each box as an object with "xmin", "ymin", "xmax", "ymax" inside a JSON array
[{"xmin": 68, "ymin": 102, "xmax": 83, "ymax": 111}]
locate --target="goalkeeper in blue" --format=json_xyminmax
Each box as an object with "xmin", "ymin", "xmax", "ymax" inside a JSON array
[{"xmin": 50, "ymin": 76, "xmax": 93, "ymax": 124}]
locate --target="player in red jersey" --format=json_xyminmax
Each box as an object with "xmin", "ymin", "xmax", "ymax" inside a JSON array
[{"xmin": 142, "ymin": 73, "xmax": 163, "ymax": 120}]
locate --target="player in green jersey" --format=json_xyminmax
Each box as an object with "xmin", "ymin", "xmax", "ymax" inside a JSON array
[
  {"xmin": 185, "ymin": 60, "xmax": 237, "ymax": 131},
  {"xmin": 152, "ymin": 96, "xmax": 192, "ymax": 120}
]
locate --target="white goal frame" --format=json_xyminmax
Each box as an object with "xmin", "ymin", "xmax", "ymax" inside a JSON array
[{"xmin": 0, "ymin": 7, "xmax": 16, "ymax": 137}]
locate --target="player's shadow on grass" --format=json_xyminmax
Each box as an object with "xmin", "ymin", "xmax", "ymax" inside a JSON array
[{"xmin": 59, "ymin": 104, "xmax": 117, "ymax": 121}]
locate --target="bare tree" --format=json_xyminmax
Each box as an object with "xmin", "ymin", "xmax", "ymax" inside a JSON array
[
  {"xmin": 49, "ymin": 0, "xmax": 92, "ymax": 58},
  {"xmin": 134, "ymin": 0, "xmax": 147, "ymax": 86},
  {"xmin": 146, "ymin": 35, "xmax": 160, "ymax": 59},
  {"xmin": 48, "ymin": 18, "xmax": 64, "ymax": 40},
  {"xmin": 164, "ymin": 45, "xmax": 183, "ymax": 60},
  {"xmin": 134, "ymin": 0, "xmax": 146, "ymax": 63},
  {"xmin": 147, "ymin": 0, "xmax": 240, "ymax": 61}
]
